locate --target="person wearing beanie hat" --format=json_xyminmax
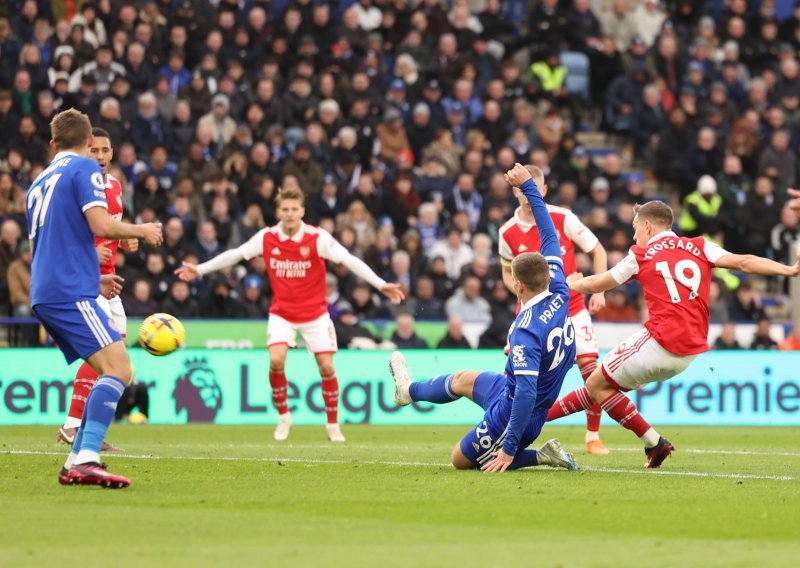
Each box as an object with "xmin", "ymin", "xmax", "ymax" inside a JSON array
[{"xmin": 679, "ymin": 175, "xmax": 722, "ymax": 237}]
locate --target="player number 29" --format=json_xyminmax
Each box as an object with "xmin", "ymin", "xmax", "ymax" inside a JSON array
[
  {"xmin": 655, "ymin": 259, "xmax": 701, "ymax": 303},
  {"xmin": 26, "ymin": 173, "xmax": 62, "ymax": 239}
]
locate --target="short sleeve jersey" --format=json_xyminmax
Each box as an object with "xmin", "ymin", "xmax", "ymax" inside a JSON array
[
  {"xmin": 499, "ymin": 205, "xmax": 599, "ymax": 316},
  {"xmin": 609, "ymin": 231, "xmax": 729, "ymax": 355},
  {"xmin": 26, "ymin": 151, "xmax": 106, "ymax": 305},
  {"xmin": 238, "ymin": 222, "xmax": 352, "ymax": 323}
]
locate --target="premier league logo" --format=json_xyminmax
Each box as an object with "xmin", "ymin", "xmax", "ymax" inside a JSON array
[{"xmin": 172, "ymin": 357, "xmax": 223, "ymax": 422}]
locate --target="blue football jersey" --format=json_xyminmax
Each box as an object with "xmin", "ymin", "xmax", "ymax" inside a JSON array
[
  {"xmin": 500, "ymin": 178, "xmax": 576, "ymax": 456},
  {"xmin": 27, "ymin": 151, "xmax": 107, "ymax": 305}
]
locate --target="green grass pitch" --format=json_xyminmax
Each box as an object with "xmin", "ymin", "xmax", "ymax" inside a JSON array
[{"xmin": 1, "ymin": 425, "xmax": 799, "ymax": 567}]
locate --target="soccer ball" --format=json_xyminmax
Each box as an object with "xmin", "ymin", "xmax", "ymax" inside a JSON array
[{"xmin": 139, "ymin": 313, "xmax": 185, "ymax": 356}]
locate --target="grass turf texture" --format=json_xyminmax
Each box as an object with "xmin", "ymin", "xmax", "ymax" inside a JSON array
[{"xmin": 1, "ymin": 425, "xmax": 799, "ymax": 568}]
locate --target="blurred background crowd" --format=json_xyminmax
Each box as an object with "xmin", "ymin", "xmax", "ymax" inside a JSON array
[{"xmin": 0, "ymin": 0, "xmax": 799, "ymax": 349}]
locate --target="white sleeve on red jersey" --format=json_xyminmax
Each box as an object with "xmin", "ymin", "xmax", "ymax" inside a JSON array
[
  {"xmin": 563, "ymin": 210, "xmax": 600, "ymax": 253},
  {"xmin": 609, "ymin": 250, "xmax": 640, "ymax": 284},
  {"xmin": 197, "ymin": 228, "xmax": 266, "ymax": 276},
  {"xmin": 498, "ymin": 226, "xmax": 513, "ymax": 265},
  {"xmin": 239, "ymin": 228, "xmax": 269, "ymax": 260},
  {"xmin": 702, "ymin": 239, "xmax": 730, "ymax": 265},
  {"xmin": 316, "ymin": 228, "xmax": 387, "ymax": 290}
]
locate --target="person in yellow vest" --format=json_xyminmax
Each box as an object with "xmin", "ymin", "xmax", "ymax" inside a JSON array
[
  {"xmin": 679, "ymin": 175, "xmax": 723, "ymax": 238},
  {"xmin": 529, "ymin": 50, "xmax": 573, "ymax": 122}
]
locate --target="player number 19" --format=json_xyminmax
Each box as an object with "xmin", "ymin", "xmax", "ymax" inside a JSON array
[{"xmin": 655, "ymin": 259, "xmax": 701, "ymax": 303}]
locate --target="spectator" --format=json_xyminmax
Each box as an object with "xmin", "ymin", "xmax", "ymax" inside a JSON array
[
  {"xmin": 428, "ymin": 227, "xmax": 474, "ymax": 281},
  {"xmin": 240, "ymin": 275, "xmax": 269, "ymax": 319},
  {"xmin": 201, "ymin": 276, "xmax": 246, "ymax": 319},
  {"xmin": 282, "ymin": 141, "xmax": 323, "ymax": 196},
  {"xmin": 413, "ymin": 276, "xmax": 446, "ymax": 320},
  {"xmin": 7, "ymin": 239, "xmax": 31, "ymax": 316},
  {"xmin": 632, "ymin": 0, "xmax": 666, "ymax": 47},
  {"xmin": 391, "ymin": 314, "xmax": 429, "ymax": 349},
  {"xmin": 713, "ymin": 322, "xmax": 743, "ymax": 350},
  {"xmin": 729, "ymin": 284, "xmax": 767, "ymax": 322},
  {"xmin": 595, "ymin": 288, "xmax": 639, "ymax": 322},
  {"xmin": 744, "ymin": 177, "xmax": 783, "ymax": 256},
  {"xmin": 161, "ymin": 279, "xmax": 201, "ymax": 320},
  {"xmin": 437, "ymin": 315, "xmax": 472, "ymax": 349},
  {"xmin": 685, "ymin": 127, "xmax": 724, "ymax": 197},
  {"xmin": 334, "ymin": 302, "xmax": 387, "ymax": 349},
  {"xmin": 130, "ymin": 92, "xmax": 172, "ymax": 157},
  {"xmin": 678, "ymin": 175, "xmax": 722, "ymax": 238},
  {"xmin": 770, "ymin": 204, "xmax": 800, "ymax": 265},
  {"xmin": 444, "ymin": 276, "xmax": 491, "ymax": 326},
  {"xmin": 750, "ymin": 318, "xmax": 778, "ymax": 350},
  {"xmin": 123, "ymin": 279, "xmax": 159, "ymax": 318},
  {"xmin": 708, "ymin": 280, "xmax": 731, "ymax": 323}
]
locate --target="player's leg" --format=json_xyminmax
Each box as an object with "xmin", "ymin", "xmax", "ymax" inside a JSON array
[
  {"xmin": 571, "ymin": 309, "xmax": 607, "ymax": 455},
  {"xmin": 298, "ymin": 313, "xmax": 343, "ymax": 441},
  {"xmin": 389, "ymin": 351, "xmax": 484, "ymax": 405},
  {"xmin": 268, "ymin": 343, "xmax": 292, "ymax": 441},
  {"xmin": 59, "ymin": 295, "xmax": 124, "ymax": 451},
  {"xmin": 266, "ymin": 314, "xmax": 298, "ymax": 441},
  {"xmin": 314, "ymin": 352, "xmax": 345, "ymax": 442}
]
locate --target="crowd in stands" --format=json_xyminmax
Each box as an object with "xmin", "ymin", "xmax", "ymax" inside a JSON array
[{"xmin": 0, "ymin": 0, "xmax": 799, "ymax": 349}]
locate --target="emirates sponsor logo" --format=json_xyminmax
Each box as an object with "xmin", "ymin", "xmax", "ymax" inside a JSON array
[{"xmin": 270, "ymin": 258, "xmax": 312, "ymax": 278}]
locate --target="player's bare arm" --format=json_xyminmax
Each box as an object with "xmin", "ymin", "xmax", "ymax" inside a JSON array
[
  {"xmin": 569, "ymin": 271, "xmax": 619, "ymax": 295},
  {"xmin": 85, "ymin": 207, "xmax": 163, "ymax": 246},
  {"xmin": 587, "ymin": 242, "xmax": 608, "ymax": 314},
  {"xmin": 714, "ymin": 251, "xmax": 800, "ymax": 277}
]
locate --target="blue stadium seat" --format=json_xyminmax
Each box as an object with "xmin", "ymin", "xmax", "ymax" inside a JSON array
[{"xmin": 560, "ymin": 51, "xmax": 591, "ymax": 103}]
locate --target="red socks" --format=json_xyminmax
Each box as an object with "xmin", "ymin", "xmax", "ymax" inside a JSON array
[
  {"xmin": 67, "ymin": 361, "xmax": 99, "ymax": 424},
  {"xmin": 547, "ymin": 386, "xmax": 593, "ymax": 421},
  {"xmin": 269, "ymin": 369, "xmax": 289, "ymax": 415},
  {"xmin": 321, "ymin": 373, "xmax": 339, "ymax": 424},
  {"xmin": 599, "ymin": 391, "xmax": 653, "ymax": 438},
  {"xmin": 578, "ymin": 358, "xmax": 602, "ymax": 432}
]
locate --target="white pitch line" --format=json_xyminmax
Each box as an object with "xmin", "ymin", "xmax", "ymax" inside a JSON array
[
  {"xmin": 609, "ymin": 447, "xmax": 800, "ymax": 458},
  {"xmin": 2, "ymin": 450, "xmax": 794, "ymax": 481}
]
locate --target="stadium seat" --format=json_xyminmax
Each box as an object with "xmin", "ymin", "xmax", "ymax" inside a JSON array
[{"xmin": 560, "ymin": 51, "xmax": 591, "ymax": 103}]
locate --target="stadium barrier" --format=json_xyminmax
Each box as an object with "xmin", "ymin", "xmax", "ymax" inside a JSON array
[{"xmin": 0, "ymin": 349, "xmax": 798, "ymax": 426}]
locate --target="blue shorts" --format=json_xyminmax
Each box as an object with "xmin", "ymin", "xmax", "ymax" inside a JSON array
[
  {"xmin": 459, "ymin": 372, "xmax": 547, "ymax": 467},
  {"xmin": 34, "ymin": 299, "xmax": 122, "ymax": 364}
]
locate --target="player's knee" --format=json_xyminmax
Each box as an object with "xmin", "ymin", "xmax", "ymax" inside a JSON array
[
  {"xmin": 586, "ymin": 372, "xmax": 612, "ymax": 402},
  {"xmin": 269, "ymin": 362, "xmax": 285, "ymax": 373},
  {"xmin": 450, "ymin": 445, "xmax": 475, "ymax": 470},
  {"xmin": 450, "ymin": 371, "xmax": 477, "ymax": 397},
  {"xmin": 318, "ymin": 363, "xmax": 335, "ymax": 378}
]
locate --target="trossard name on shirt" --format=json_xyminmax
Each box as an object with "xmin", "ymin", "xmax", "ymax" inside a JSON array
[
  {"xmin": 643, "ymin": 238, "xmax": 702, "ymax": 261},
  {"xmin": 270, "ymin": 258, "xmax": 312, "ymax": 278},
  {"xmin": 539, "ymin": 294, "xmax": 565, "ymax": 323}
]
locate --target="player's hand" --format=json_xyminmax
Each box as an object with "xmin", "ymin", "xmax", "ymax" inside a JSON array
[
  {"xmin": 504, "ymin": 163, "xmax": 533, "ymax": 191},
  {"xmin": 175, "ymin": 261, "xmax": 200, "ymax": 281},
  {"xmin": 788, "ymin": 188, "xmax": 800, "ymax": 214},
  {"xmin": 588, "ymin": 291, "xmax": 606, "ymax": 314},
  {"xmin": 120, "ymin": 238, "xmax": 139, "ymax": 252},
  {"xmin": 481, "ymin": 449, "xmax": 514, "ymax": 473},
  {"xmin": 100, "ymin": 274, "xmax": 124, "ymax": 299},
  {"xmin": 566, "ymin": 272, "xmax": 584, "ymax": 286},
  {"xmin": 381, "ymin": 282, "xmax": 406, "ymax": 305},
  {"xmin": 96, "ymin": 244, "xmax": 112, "ymax": 264},
  {"xmin": 140, "ymin": 222, "xmax": 163, "ymax": 247}
]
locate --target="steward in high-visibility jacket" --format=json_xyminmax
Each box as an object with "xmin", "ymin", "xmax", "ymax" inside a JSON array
[
  {"xmin": 679, "ymin": 174, "xmax": 722, "ymax": 237},
  {"xmin": 530, "ymin": 52, "xmax": 567, "ymax": 93}
]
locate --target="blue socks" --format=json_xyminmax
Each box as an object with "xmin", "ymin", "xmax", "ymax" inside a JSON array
[
  {"xmin": 74, "ymin": 375, "xmax": 125, "ymax": 464},
  {"xmin": 507, "ymin": 450, "xmax": 539, "ymax": 470},
  {"xmin": 409, "ymin": 374, "xmax": 460, "ymax": 404}
]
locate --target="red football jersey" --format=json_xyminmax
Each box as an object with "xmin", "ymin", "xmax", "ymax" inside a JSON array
[
  {"xmin": 610, "ymin": 231, "xmax": 729, "ymax": 356},
  {"xmin": 499, "ymin": 205, "xmax": 599, "ymax": 316},
  {"xmin": 96, "ymin": 174, "xmax": 124, "ymax": 275},
  {"xmin": 240, "ymin": 222, "xmax": 351, "ymax": 323}
]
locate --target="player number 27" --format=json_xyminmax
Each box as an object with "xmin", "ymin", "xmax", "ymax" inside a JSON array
[
  {"xmin": 655, "ymin": 259, "xmax": 701, "ymax": 303},
  {"xmin": 27, "ymin": 173, "xmax": 62, "ymax": 239}
]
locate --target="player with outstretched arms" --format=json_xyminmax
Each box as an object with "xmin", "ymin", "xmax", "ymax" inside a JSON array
[
  {"xmin": 176, "ymin": 187, "xmax": 405, "ymax": 442},
  {"xmin": 27, "ymin": 109, "xmax": 163, "ymax": 488},
  {"xmin": 389, "ymin": 164, "xmax": 580, "ymax": 472},
  {"xmin": 546, "ymin": 200, "xmax": 800, "ymax": 467},
  {"xmin": 57, "ymin": 127, "xmax": 139, "ymax": 451},
  {"xmin": 499, "ymin": 164, "xmax": 611, "ymax": 455}
]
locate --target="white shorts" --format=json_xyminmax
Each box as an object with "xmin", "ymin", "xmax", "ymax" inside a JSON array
[
  {"xmin": 571, "ymin": 308, "xmax": 598, "ymax": 359},
  {"xmin": 267, "ymin": 312, "xmax": 337, "ymax": 354},
  {"xmin": 96, "ymin": 294, "xmax": 127, "ymax": 337},
  {"xmin": 600, "ymin": 327, "xmax": 697, "ymax": 391}
]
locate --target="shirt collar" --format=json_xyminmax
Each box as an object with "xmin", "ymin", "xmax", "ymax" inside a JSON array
[
  {"xmin": 53, "ymin": 151, "xmax": 78, "ymax": 161},
  {"xmin": 513, "ymin": 206, "xmax": 536, "ymax": 230},
  {"xmin": 520, "ymin": 288, "xmax": 552, "ymax": 311},
  {"xmin": 277, "ymin": 221, "xmax": 305, "ymax": 242},
  {"xmin": 646, "ymin": 230, "xmax": 676, "ymax": 246}
]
